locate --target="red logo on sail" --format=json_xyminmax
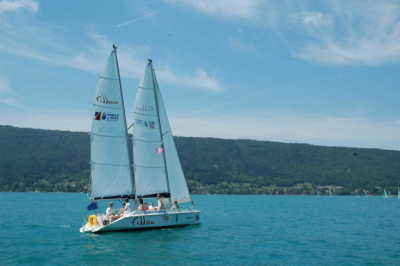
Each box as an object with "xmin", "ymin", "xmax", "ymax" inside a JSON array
[{"xmin": 94, "ymin": 112, "xmax": 118, "ymax": 121}]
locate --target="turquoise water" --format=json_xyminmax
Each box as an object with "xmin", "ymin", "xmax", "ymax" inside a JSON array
[{"xmin": 1, "ymin": 193, "xmax": 399, "ymax": 265}]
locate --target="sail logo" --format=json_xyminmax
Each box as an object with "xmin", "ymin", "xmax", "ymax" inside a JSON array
[
  {"xmin": 135, "ymin": 119, "xmax": 155, "ymax": 129},
  {"xmin": 136, "ymin": 104, "xmax": 154, "ymax": 112},
  {"xmin": 96, "ymin": 95, "xmax": 119, "ymax": 105},
  {"xmin": 94, "ymin": 112, "xmax": 119, "ymax": 121}
]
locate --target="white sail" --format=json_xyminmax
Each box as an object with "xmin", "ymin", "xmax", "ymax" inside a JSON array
[
  {"xmin": 132, "ymin": 60, "xmax": 191, "ymax": 203},
  {"xmin": 155, "ymin": 81, "xmax": 191, "ymax": 203},
  {"xmin": 90, "ymin": 47, "xmax": 134, "ymax": 199},
  {"xmin": 398, "ymin": 186, "xmax": 400, "ymax": 199},
  {"xmin": 132, "ymin": 60, "xmax": 168, "ymax": 197}
]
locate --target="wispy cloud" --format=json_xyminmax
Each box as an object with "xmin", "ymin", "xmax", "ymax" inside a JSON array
[
  {"xmin": 68, "ymin": 33, "xmax": 224, "ymax": 92},
  {"xmin": 115, "ymin": 11, "xmax": 156, "ymax": 28},
  {"xmin": 292, "ymin": 1, "xmax": 400, "ymax": 65},
  {"xmin": 164, "ymin": 0, "xmax": 263, "ymax": 20},
  {"xmin": 290, "ymin": 12, "xmax": 333, "ymax": 28},
  {"xmin": 2, "ymin": 108, "xmax": 398, "ymax": 150},
  {"xmin": 171, "ymin": 112, "xmax": 400, "ymax": 150},
  {"xmin": 0, "ymin": 109, "xmax": 89, "ymax": 132},
  {"xmin": 0, "ymin": 0, "xmax": 38, "ymax": 13},
  {"xmin": 0, "ymin": 75, "xmax": 25, "ymax": 109},
  {"xmin": 228, "ymin": 38, "xmax": 257, "ymax": 53},
  {"xmin": 0, "ymin": 19, "xmax": 224, "ymax": 92},
  {"xmin": 0, "ymin": 76, "xmax": 11, "ymax": 93},
  {"xmin": 165, "ymin": 0, "xmax": 400, "ymax": 66}
]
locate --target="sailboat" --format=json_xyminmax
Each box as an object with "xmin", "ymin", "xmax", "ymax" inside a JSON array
[
  {"xmin": 80, "ymin": 45, "xmax": 200, "ymax": 233},
  {"xmin": 383, "ymin": 189, "xmax": 389, "ymax": 198},
  {"xmin": 397, "ymin": 185, "xmax": 400, "ymax": 200}
]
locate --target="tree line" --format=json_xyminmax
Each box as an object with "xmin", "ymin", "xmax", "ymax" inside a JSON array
[{"xmin": 1, "ymin": 125, "xmax": 399, "ymax": 195}]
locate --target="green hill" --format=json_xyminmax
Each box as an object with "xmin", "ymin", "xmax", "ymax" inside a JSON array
[{"xmin": 0, "ymin": 125, "xmax": 399, "ymax": 195}]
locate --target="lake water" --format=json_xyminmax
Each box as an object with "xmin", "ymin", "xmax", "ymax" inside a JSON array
[{"xmin": 1, "ymin": 193, "xmax": 399, "ymax": 265}]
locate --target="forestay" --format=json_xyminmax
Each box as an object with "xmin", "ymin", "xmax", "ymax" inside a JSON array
[
  {"xmin": 133, "ymin": 60, "xmax": 191, "ymax": 203},
  {"xmin": 90, "ymin": 48, "xmax": 134, "ymax": 199}
]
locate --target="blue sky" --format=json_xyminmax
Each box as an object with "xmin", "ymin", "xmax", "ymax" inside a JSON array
[{"xmin": 0, "ymin": 0, "xmax": 399, "ymax": 150}]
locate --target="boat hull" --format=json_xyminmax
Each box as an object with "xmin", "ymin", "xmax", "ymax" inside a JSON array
[{"xmin": 80, "ymin": 209, "xmax": 200, "ymax": 233}]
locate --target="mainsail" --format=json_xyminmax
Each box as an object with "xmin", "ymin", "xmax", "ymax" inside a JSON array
[
  {"xmin": 132, "ymin": 60, "xmax": 191, "ymax": 203},
  {"xmin": 90, "ymin": 46, "xmax": 134, "ymax": 199}
]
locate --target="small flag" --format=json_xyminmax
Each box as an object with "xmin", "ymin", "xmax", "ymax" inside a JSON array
[
  {"xmin": 155, "ymin": 145, "xmax": 164, "ymax": 154},
  {"xmin": 87, "ymin": 201, "xmax": 98, "ymax": 211}
]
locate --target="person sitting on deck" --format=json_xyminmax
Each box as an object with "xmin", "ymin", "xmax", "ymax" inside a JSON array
[
  {"xmin": 118, "ymin": 199, "xmax": 131, "ymax": 215},
  {"xmin": 171, "ymin": 200, "xmax": 179, "ymax": 210},
  {"xmin": 105, "ymin": 202, "xmax": 118, "ymax": 222},
  {"xmin": 157, "ymin": 194, "xmax": 166, "ymax": 210},
  {"xmin": 137, "ymin": 199, "xmax": 148, "ymax": 211},
  {"xmin": 148, "ymin": 203, "xmax": 155, "ymax": 211}
]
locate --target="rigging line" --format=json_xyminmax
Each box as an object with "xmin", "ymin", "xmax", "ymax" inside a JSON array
[
  {"xmin": 150, "ymin": 60, "xmax": 172, "ymax": 197},
  {"xmin": 114, "ymin": 45, "xmax": 135, "ymax": 195}
]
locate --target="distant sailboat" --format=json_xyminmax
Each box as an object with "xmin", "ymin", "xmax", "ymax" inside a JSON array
[
  {"xmin": 80, "ymin": 46, "xmax": 200, "ymax": 233},
  {"xmin": 397, "ymin": 185, "xmax": 400, "ymax": 200},
  {"xmin": 383, "ymin": 189, "xmax": 389, "ymax": 198}
]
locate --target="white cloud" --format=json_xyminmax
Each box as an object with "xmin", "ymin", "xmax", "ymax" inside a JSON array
[
  {"xmin": 115, "ymin": 11, "xmax": 156, "ymax": 28},
  {"xmin": 158, "ymin": 67, "xmax": 222, "ymax": 92},
  {"xmin": 290, "ymin": 1, "xmax": 400, "ymax": 65},
  {"xmin": 0, "ymin": 110, "xmax": 89, "ymax": 132},
  {"xmin": 0, "ymin": 19, "xmax": 224, "ymax": 92},
  {"xmin": 0, "ymin": 0, "xmax": 38, "ymax": 13},
  {"xmin": 0, "ymin": 75, "xmax": 25, "ymax": 109},
  {"xmin": 165, "ymin": 0, "xmax": 400, "ymax": 66},
  {"xmin": 171, "ymin": 112, "xmax": 400, "ymax": 150},
  {"xmin": 290, "ymin": 12, "xmax": 332, "ymax": 27},
  {"xmin": 0, "ymin": 75, "xmax": 11, "ymax": 93},
  {"xmin": 2, "ymin": 109, "xmax": 398, "ymax": 150},
  {"xmin": 228, "ymin": 38, "xmax": 257, "ymax": 53},
  {"xmin": 164, "ymin": 0, "xmax": 262, "ymax": 20},
  {"xmin": 67, "ymin": 33, "xmax": 224, "ymax": 92}
]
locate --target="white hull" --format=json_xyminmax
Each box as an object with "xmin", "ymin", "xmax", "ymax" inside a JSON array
[{"xmin": 80, "ymin": 209, "xmax": 200, "ymax": 233}]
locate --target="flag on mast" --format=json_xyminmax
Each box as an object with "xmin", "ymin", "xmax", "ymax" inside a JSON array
[{"xmin": 155, "ymin": 145, "xmax": 164, "ymax": 154}]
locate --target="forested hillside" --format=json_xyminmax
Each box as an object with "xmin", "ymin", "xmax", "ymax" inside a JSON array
[{"xmin": 0, "ymin": 125, "xmax": 399, "ymax": 195}]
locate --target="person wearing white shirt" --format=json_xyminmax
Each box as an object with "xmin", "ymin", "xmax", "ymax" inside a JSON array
[
  {"xmin": 105, "ymin": 202, "xmax": 116, "ymax": 222},
  {"xmin": 157, "ymin": 194, "xmax": 165, "ymax": 210}
]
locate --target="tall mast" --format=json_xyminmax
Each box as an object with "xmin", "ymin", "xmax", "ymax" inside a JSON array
[
  {"xmin": 149, "ymin": 59, "xmax": 171, "ymax": 198},
  {"xmin": 113, "ymin": 44, "xmax": 135, "ymax": 198}
]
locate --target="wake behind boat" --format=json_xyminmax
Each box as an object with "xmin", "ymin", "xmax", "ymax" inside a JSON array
[{"xmin": 80, "ymin": 45, "xmax": 200, "ymax": 233}]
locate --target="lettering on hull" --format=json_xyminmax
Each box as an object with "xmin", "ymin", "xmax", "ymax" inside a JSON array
[{"xmin": 132, "ymin": 216, "xmax": 155, "ymax": 226}]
